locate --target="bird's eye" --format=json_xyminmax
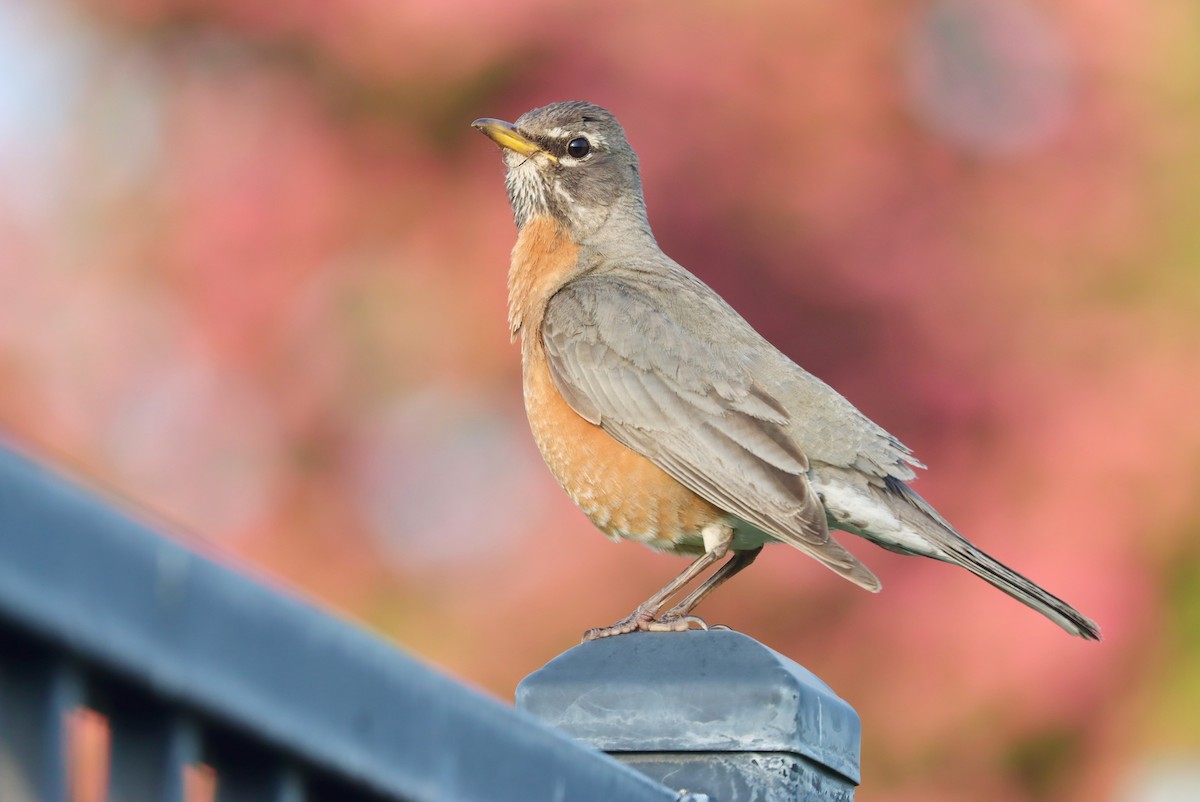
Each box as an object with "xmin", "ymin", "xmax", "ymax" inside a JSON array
[{"xmin": 566, "ymin": 137, "xmax": 591, "ymax": 158}]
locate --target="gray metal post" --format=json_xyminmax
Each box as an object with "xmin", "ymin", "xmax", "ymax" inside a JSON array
[{"xmin": 517, "ymin": 630, "xmax": 860, "ymax": 802}]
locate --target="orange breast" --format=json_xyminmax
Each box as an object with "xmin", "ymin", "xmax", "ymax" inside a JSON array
[
  {"xmin": 522, "ymin": 343, "xmax": 723, "ymax": 554},
  {"xmin": 508, "ymin": 216, "xmax": 723, "ymax": 555}
]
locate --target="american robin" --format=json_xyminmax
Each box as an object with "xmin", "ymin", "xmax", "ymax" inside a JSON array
[{"xmin": 473, "ymin": 101, "xmax": 1100, "ymax": 642}]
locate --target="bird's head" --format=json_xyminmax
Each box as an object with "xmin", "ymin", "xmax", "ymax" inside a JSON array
[{"xmin": 472, "ymin": 101, "xmax": 651, "ymax": 242}]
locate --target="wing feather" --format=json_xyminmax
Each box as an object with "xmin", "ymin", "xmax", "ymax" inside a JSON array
[{"xmin": 541, "ymin": 274, "xmax": 880, "ymax": 589}]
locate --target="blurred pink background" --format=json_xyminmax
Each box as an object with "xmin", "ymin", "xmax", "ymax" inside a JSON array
[{"xmin": 2, "ymin": 1, "xmax": 1198, "ymax": 799}]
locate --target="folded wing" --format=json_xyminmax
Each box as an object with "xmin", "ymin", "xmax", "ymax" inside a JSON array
[{"xmin": 541, "ymin": 274, "xmax": 880, "ymax": 590}]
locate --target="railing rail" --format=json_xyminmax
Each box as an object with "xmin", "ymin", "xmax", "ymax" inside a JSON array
[{"xmin": 0, "ymin": 443, "xmax": 683, "ymax": 802}]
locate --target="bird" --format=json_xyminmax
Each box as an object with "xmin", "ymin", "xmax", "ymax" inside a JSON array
[{"xmin": 472, "ymin": 100, "xmax": 1100, "ymax": 642}]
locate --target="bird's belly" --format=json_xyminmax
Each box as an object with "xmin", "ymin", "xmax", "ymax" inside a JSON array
[{"xmin": 522, "ymin": 344, "xmax": 725, "ymax": 555}]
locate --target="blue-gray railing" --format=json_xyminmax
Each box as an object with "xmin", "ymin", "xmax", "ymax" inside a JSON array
[
  {"xmin": 0, "ymin": 441, "xmax": 861, "ymax": 801},
  {"xmin": 0, "ymin": 443, "xmax": 685, "ymax": 801}
]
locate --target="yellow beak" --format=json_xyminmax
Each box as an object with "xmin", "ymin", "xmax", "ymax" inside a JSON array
[{"xmin": 471, "ymin": 118, "xmax": 558, "ymax": 163}]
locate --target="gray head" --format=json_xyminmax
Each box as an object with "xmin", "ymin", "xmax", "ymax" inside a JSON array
[{"xmin": 472, "ymin": 101, "xmax": 651, "ymax": 242}]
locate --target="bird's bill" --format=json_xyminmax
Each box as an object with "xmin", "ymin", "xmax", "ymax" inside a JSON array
[{"xmin": 471, "ymin": 118, "xmax": 557, "ymax": 163}]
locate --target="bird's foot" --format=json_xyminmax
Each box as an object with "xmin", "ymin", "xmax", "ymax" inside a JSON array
[
  {"xmin": 581, "ymin": 609, "xmax": 711, "ymax": 642},
  {"xmin": 646, "ymin": 613, "xmax": 709, "ymax": 632}
]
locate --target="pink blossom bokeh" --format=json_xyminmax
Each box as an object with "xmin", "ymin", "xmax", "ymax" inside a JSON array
[{"xmin": 2, "ymin": 1, "xmax": 1198, "ymax": 799}]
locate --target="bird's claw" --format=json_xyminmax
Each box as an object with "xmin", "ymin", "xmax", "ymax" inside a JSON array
[
  {"xmin": 582, "ymin": 611, "xmax": 711, "ymax": 641},
  {"xmin": 647, "ymin": 614, "xmax": 709, "ymax": 632}
]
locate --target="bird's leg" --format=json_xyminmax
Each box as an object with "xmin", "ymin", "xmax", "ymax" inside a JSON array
[
  {"xmin": 580, "ymin": 548, "xmax": 724, "ymax": 641},
  {"xmin": 655, "ymin": 545, "xmax": 763, "ymax": 627},
  {"xmin": 582, "ymin": 525, "xmax": 733, "ymax": 642}
]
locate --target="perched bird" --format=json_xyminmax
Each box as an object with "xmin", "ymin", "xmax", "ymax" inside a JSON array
[{"xmin": 472, "ymin": 101, "xmax": 1100, "ymax": 642}]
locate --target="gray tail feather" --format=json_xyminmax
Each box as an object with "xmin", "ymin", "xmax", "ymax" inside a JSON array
[
  {"xmin": 886, "ymin": 477, "xmax": 1101, "ymax": 640},
  {"xmin": 943, "ymin": 538, "xmax": 1101, "ymax": 640}
]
